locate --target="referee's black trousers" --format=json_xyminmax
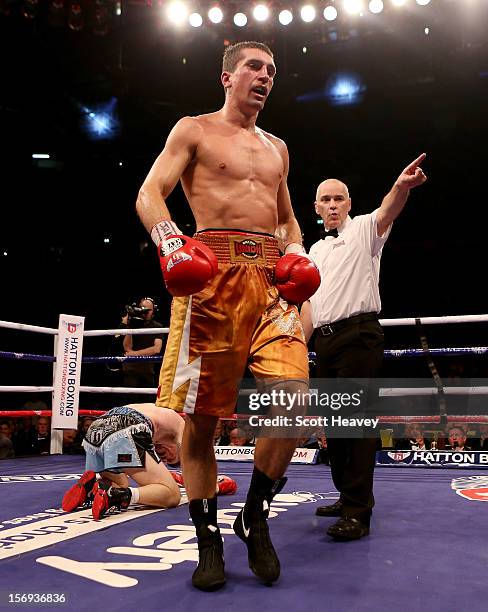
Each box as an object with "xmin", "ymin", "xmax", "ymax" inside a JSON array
[{"xmin": 314, "ymin": 315, "xmax": 384, "ymax": 525}]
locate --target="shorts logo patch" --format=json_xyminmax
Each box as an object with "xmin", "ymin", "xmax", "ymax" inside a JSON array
[
  {"xmin": 229, "ymin": 236, "xmax": 266, "ymax": 264},
  {"xmin": 234, "ymin": 239, "xmax": 263, "ymax": 259},
  {"xmin": 118, "ymin": 454, "xmax": 133, "ymax": 463}
]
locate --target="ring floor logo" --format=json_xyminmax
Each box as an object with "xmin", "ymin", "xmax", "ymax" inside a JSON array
[
  {"xmin": 0, "ymin": 491, "xmax": 336, "ymax": 588},
  {"xmin": 451, "ymin": 476, "xmax": 488, "ymax": 502}
]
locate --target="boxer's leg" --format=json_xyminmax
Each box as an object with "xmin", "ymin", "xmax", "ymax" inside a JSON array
[{"xmin": 181, "ymin": 413, "xmax": 225, "ymax": 591}]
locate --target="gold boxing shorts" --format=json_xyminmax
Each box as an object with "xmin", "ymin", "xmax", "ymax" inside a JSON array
[{"xmin": 156, "ymin": 230, "xmax": 309, "ymax": 417}]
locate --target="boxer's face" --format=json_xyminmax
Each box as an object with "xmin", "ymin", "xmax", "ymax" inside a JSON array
[
  {"xmin": 315, "ymin": 179, "xmax": 351, "ymax": 230},
  {"xmin": 222, "ymin": 48, "xmax": 276, "ymax": 112}
]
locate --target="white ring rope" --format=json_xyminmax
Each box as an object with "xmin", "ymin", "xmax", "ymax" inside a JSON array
[
  {"xmin": 83, "ymin": 327, "xmax": 170, "ymax": 337},
  {"xmin": 2, "ymin": 313, "xmax": 488, "ymax": 336},
  {"xmin": 0, "ymin": 320, "xmax": 58, "ymax": 335},
  {"xmin": 379, "ymin": 314, "xmax": 488, "ymax": 327}
]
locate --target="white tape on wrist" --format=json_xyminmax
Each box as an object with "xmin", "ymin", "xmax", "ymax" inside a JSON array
[
  {"xmin": 150, "ymin": 220, "xmax": 182, "ymax": 246},
  {"xmin": 284, "ymin": 242, "xmax": 315, "ymax": 262},
  {"xmin": 284, "ymin": 242, "xmax": 306, "ymax": 255}
]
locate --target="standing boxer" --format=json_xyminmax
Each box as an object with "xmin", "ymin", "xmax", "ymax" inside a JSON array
[{"xmin": 136, "ymin": 42, "xmax": 320, "ymax": 590}]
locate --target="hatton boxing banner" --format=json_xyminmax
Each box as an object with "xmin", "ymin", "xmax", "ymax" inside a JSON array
[
  {"xmin": 214, "ymin": 446, "xmax": 318, "ymax": 464},
  {"xmin": 51, "ymin": 315, "xmax": 85, "ymax": 429},
  {"xmin": 377, "ymin": 450, "xmax": 488, "ymax": 468}
]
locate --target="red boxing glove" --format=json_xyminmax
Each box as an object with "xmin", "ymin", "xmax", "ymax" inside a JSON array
[
  {"xmin": 159, "ymin": 235, "xmax": 218, "ymax": 297},
  {"xmin": 170, "ymin": 471, "xmax": 237, "ymax": 495},
  {"xmin": 170, "ymin": 471, "xmax": 185, "ymax": 487},
  {"xmin": 275, "ymin": 253, "xmax": 321, "ymax": 304},
  {"xmin": 217, "ymin": 474, "xmax": 237, "ymax": 496}
]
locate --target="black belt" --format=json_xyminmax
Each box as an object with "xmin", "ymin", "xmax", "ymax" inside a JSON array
[{"xmin": 318, "ymin": 312, "xmax": 378, "ymax": 336}]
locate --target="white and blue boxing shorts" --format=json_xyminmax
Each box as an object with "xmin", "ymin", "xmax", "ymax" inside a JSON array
[{"xmin": 82, "ymin": 406, "xmax": 161, "ymax": 473}]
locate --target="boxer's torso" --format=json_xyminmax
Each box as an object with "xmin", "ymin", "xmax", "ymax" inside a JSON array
[{"xmin": 180, "ymin": 112, "xmax": 285, "ymax": 234}]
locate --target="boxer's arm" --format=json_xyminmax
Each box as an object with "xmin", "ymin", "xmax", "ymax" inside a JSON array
[
  {"xmin": 136, "ymin": 117, "xmax": 202, "ymax": 232},
  {"xmin": 300, "ymin": 300, "xmax": 314, "ymax": 344},
  {"xmin": 273, "ymin": 139, "xmax": 304, "ymax": 253}
]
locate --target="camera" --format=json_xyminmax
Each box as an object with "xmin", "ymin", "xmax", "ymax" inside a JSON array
[{"xmin": 125, "ymin": 303, "xmax": 150, "ymax": 328}]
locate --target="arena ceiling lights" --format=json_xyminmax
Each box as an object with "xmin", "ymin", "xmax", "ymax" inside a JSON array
[{"xmin": 164, "ymin": 0, "xmax": 433, "ymax": 28}]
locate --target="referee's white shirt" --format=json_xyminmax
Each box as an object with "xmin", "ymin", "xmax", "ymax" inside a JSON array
[{"xmin": 309, "ymin": 209, "xmax": 392, "ymax": 327}]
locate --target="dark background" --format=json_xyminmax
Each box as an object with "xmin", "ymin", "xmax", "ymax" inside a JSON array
[{"xmin": 1, "ymin": 0, "xmax": 488, "ymax": 406}]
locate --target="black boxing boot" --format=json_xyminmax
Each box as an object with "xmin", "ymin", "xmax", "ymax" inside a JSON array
[
  {"xmin": 233, "ymin": 467, "xmax": 287, "ymax": 584},
  {"xmin": 189, "ymin": 497, "xmax": 225, "ymax": 591}
]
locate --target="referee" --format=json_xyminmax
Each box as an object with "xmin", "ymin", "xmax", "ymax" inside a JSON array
[{"xmin": 301, "ymin": 154, "xmax": 427, "ymax": 540}]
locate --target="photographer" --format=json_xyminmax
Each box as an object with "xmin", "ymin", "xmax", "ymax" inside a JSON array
[{"xmin": 121, "ymin": 298, "xmax": 164, "ymax": 400}]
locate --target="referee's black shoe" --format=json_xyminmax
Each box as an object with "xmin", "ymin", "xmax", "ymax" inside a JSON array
[
  {"xmin": 315, "ymin": 500, "xmax": 343, "ymax": 517},
  {"xmin": 233, "ymin": 500, "xmax": 280, "ymax": 584},
  {"xmin": 327, "ymin": 517, "xmax": 370, "ymax": 541}
]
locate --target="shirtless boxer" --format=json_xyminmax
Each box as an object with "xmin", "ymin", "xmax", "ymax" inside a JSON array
[
  {"xmin": 136, "ymin": 41, "xmax": 320, "ymax": 590},
  {"xmin": 62, "ymin": 404, "xmax": 237, "ymax": 519}
]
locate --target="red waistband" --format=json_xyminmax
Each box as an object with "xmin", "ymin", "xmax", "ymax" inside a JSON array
[{"xmin": 195, "ymin": 231, "xmax": 280, "ymax": 265}]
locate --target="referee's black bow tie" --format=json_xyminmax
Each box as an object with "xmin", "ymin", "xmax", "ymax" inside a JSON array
[{"xmin": 324, "ymin": 228, "xmax": 339, "ymax": 238}]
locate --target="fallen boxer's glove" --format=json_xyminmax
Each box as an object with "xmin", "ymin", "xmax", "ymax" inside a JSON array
[{"xmin": 170, "ymin": 471, "xmax": 237, "ymax": 495}]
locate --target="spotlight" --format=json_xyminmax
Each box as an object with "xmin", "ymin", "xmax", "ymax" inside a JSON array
[
  {"xmin": 189, "ymin": 12, "xmax": 203, "ymax": 27},
  {"xmin": 416, "ymin": 0, "xmax": 431, "ymax": 5},
  {"xmin": 391, "ymin": 0, "xmax": 406, "ymax": 6},
  {"xmin": 278, "ymin": 9, "xmax": 293, "ymax": 25},
  {"xmin": 302, "ymin": 46, "xmax": 307, "ymax": 53},
  {"xmin": 424, "ymin": 26, "xmax": 429, "ymax": 35},
  {"xmin": 343, "ymin": 0, "xmax": 363, "ymax": 15},
  {"xmin": 326, "ymin": 72, "xmax": 365, "ymax": 106},
  {"xmin": 68, "ymin": 1, "xmax": 83, "ymax": 31},
  {"xmin": 323, "ymin": 5, "xmax": 338, "ymax": 21},
  {"xmin": 233, "ymin": 12, "xmax": 247, "ymax": 26},
  {"xmin": 301, "ymin": 5, "xmax": 316, "ymax": 22},
  {"xmin": 82, "ymin": 99, "xmax": 118, "ymax": 140},
  {"xmin": 115, "ymin": 0, "xmax": 121, "ymax": 16},
  {"xmin": 167, "ymin": 1, "xmax": 188, "ymax": 25},
  {"xmin": 253, "ymin": 4, "xmax": 269, "ymax": 22},
  {"xmin": 208, "ymin": 6, "xmax": 223, "ymax": 24},
  {"xmin": 103, "ymin": 237, "xmax": 110, "ymax": 244},
  {"xmin": 369, "ymin": 0, "xmax": 383, "ymax": 13}
]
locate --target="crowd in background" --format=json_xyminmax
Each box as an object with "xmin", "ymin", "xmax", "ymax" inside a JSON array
[{"xmin": 2, "ymin": 408, "xmax": 487, "ymax": 461}]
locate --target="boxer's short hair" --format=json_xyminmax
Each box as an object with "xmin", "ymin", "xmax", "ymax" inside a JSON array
[{"xmin": 222, "ymin": 41, "xmax": 273, "ymax": 72}]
